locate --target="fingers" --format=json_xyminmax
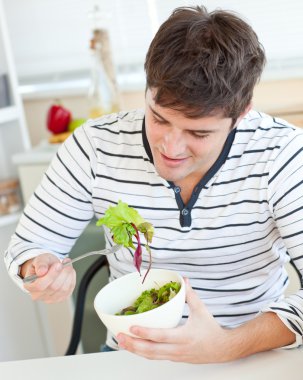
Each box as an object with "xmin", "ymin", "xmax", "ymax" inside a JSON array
[
  {"xmin": 26, "ymin": 262, "xmax": 62, "ymax": 291},
  {"xmin": 117, "ymin": 334, "xmax": 180, "ymax": 361},
  {"xmin": 34, "ymin": 257, "xmax": 50, "ymax": 278},
  {"xmin": 128, "ymin": 325, "xmax": 184, "ymax": 344},
  {"xmin": 28, "ymin": 265, "xmax": 76, "ymax": 303},
  {"xmin": 45, "ymin": 259, "xmax": 76, "ymax": 301},
  {"xmin": 44, "ymin": 268, "xmax": 76, "ymax": 304},
  {"xmin": 23, "ymin": 254, "xmax": 76, "ymax": 303}
]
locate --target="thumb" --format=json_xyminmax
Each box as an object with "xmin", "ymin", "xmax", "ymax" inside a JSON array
[
  {"xmin": 33, "ymin": 254, "xmax": 56, "ymax": 277},
  {"xmin": 184, "ymin": 277, "xmax": 204, "ymax": 314}
]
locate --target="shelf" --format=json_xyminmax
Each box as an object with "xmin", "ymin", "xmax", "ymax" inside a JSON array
[
  {"xmin": 0, "ymin": 211, "xmax": 21, "ymax": 228},
  {"xmin": 18, "ymin": 68, "xmax": 145, "ymax": 100},
  {"xmin": 0, "ymin": 106, "xmax": 18, "ymax": 125}
]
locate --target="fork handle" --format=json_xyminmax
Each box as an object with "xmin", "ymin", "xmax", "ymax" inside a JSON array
[
  {"xmin": 22, "ymin": 253, "xmax": 99, "ymax": 284},
  {"xmin": 22, "ymin": 246, "xmax": 119, "ymax": 284},
  {"xmin": 23, "ymin": 260, "xmax": 73, "ymax": 284}
]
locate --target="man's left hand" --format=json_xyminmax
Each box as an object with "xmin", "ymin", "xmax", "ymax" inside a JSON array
[{"xmin": 116, "ymin": 278, "xmax": 230, "ymax": 363}]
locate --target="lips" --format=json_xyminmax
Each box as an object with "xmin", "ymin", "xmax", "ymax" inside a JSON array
[{"xmin": 160, "ymin": 153, "xmax": 188, "ymax": 167}]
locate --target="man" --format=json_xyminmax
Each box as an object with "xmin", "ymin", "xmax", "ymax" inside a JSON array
[{"xmin": 5, "ymin": 6, "xmax": 303, "ymax": 363}]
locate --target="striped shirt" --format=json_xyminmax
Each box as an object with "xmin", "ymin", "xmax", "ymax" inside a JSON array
[{"xmin": 5, "ymin": 108, "xmax": 303, "ymax": 349}]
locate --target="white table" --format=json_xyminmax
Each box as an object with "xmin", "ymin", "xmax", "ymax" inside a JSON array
[{"xmin": 0, "ymin": 348, "xmax": 301, "ymax": 380}]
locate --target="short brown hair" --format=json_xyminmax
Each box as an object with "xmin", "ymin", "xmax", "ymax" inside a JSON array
[{"xmin": 144, "ymin": 6, "xmax": 266, "ymax": 120}]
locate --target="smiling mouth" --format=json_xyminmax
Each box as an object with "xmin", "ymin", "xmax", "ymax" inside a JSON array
[{"xmin": 160, "ymin": 153, "xmax": 188, "ymax": 166}]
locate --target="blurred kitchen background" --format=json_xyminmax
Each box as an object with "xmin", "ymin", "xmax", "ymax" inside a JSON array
[{"xmin": 0, "ymin": 0, "xmax": 303, "ymax": 362}]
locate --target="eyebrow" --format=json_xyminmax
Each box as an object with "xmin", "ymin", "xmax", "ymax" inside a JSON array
[
  {"xmin": 149, "ymin": 105, "xmax": 218, "ymax": 133},
  {"xmin": 150, "ymin": 106, "xmax": 168, "ymax": 122}
]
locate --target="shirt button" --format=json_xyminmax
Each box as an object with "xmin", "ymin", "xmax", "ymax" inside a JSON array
[
  {"xmin": 181, "ymin": 208, "xmax": 189, "ymax": 216},
  {"xmin": 174, "ymin": 186, "xmax": 181, "ymax": 194}
]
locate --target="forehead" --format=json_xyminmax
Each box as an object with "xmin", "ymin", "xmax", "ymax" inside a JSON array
[{"xmin": 145, "ymin": 89, "xmax": 231, "ymax": 129}]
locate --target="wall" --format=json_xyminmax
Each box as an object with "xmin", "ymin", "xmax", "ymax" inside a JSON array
[
  {"xmin": 23, "ymin": 77, "xmax": 303, "ymax": 147},
  {"xmin": 4, "ymin": 0, "xmax": 303, "ymax": 82},
  {"xmin": 23, "ymin": 90, "xmax": 145, "ymax": 146},
  {"xmin": 253, "ymin": 78, "xmax": 303, "ymax": 125}
]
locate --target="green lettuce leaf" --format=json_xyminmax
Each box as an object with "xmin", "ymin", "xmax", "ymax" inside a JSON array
[
  {"xmin": 116, "ymin": 281, "xmax": 181, "ymax": 315},
  {"xmin": 96, "ymin": 200, "xmax": 154, "ymax": 280}
]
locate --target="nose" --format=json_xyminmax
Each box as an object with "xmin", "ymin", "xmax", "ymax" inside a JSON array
[{"xmin": 162, "ymin": 128, "xmax": 185, "ymax": 157}]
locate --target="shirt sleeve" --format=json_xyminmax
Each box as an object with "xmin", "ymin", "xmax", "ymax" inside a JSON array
[
  {"xmin": 4, "ymin": 123, "xmax": 97, "ymax": 290},
  {"xmin": 263, "ymin": 129, "xmax": 303, "ymax": 348}
]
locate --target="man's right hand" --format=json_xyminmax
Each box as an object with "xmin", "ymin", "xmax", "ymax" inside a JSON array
[{"xmin": 20, "ymin": 253, "xmax": 76, "ymax": 303}]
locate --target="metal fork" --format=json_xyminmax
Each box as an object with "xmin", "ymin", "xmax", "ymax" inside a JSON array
[{"xmin": 23, "ymin": 244, "xmax": 121, "ymax": 284}]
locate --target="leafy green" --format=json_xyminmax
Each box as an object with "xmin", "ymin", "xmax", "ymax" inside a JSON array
[
  {"xmin": 96, "ymin": 200, "xmax": 154, "ymax": 281},
  {"xmin": 116, "ymin": 281, "xmax": 181, "ymax": 315}
]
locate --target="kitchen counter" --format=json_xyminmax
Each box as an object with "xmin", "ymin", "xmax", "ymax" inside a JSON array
[
  {"xmin": 0, "ymin": 348, "xmax": 301, "ymax": 380},
  {"xmin": 12, "ymin": 140, "xmax": 59, "ymax": 165}
]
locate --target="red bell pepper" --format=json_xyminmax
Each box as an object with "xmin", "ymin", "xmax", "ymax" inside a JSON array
[{"xmin": 47, "ymin": 103, "xmax": 71, "ymax": 134}]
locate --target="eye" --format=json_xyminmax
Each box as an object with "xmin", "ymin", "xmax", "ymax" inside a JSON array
[{"xmin": 190, "ymin": 131, "xmax": 209, "ymax": 139}]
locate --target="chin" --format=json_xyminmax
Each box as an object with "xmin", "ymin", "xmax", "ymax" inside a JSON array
[
  {"xmin": 155, "ymin": 170, "xmax": 171, "ymax": 181},
  {"xmin": 154, "ymin": 160, "xmax": 188, "ymax": 182},
  {"xmin": 156, "ymin": 170, "xmax": 183, "ymax": 183}
]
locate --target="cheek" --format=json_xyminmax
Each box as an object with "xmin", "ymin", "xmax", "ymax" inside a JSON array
[
  {"xmin": 190, "ymin": 138, "xmax": 214, "ymax": 158},
  {"xmin": 146, "ymin": 123, "xmax": 163, "ymax": 145},
  {"xmin": 197, "ymin": 134, "xmax": 227, "ymax": 158}
]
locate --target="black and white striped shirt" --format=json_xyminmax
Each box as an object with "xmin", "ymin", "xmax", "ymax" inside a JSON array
[{"xmin": 5, "ymin": 109, "xmax": 303, "ymax": 348}]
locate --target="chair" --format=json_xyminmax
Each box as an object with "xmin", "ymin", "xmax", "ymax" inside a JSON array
[{"xmin": 65, "ymin": 255, "xmax": 109, "ymax": 355}]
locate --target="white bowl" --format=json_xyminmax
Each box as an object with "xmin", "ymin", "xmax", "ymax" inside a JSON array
[{"xmin": 94, "ymin": 268, "xmax": 185, "ymax": 338}]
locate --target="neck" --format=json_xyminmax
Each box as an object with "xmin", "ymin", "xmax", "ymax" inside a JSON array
[{"xmin": 174, "ymin": 173, "xmax": 204, "ymax": 205}]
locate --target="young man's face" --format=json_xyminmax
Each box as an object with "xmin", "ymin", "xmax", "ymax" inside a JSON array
[{"xmin": 145, "ymin": 89, "xmax": 241, "ymax": 185}]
